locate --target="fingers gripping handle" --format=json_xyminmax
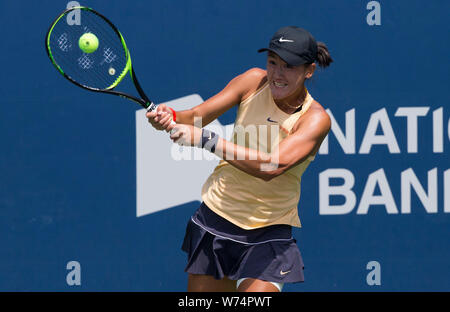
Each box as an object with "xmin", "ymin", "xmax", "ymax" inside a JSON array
[{"xmin": 147, "ymin": 103, "xmax": 176, "ymax": 136}]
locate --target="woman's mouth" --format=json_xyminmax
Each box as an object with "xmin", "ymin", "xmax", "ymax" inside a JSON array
[{"xmin": 273, "ymin": 81, "xmax": 288, "ymax": 88}]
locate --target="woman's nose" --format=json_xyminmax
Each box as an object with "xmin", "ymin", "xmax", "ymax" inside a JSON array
[{"xmin": 273, "ymin": 65, "xmax": 285, "ymax": 77}]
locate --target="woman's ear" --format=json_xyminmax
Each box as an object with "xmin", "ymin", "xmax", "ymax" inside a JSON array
[{"xmin": 305, "ymin": 63, "xmax": 316, "ymax": 79}]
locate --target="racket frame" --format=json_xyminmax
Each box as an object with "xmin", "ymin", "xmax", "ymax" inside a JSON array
[{"xmin": 45, "ymin": 6, "xmax": 156, "ymax": 111}]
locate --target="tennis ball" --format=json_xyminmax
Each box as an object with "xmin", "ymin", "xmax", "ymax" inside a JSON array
[{"xmin": 78, "ymin": 33, "xmax": 99, "ymax": 54}]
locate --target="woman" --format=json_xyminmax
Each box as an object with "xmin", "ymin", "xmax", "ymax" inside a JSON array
[{"xmin": 147, "ymin": 26, "xmax": 332, "ymax": 292}]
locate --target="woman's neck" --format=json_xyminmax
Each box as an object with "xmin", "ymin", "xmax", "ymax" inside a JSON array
[{"xmin": 274, "ymin": 85, "xmax": 307, "ymax": 114}]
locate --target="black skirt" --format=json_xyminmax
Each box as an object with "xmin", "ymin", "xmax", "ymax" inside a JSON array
[{"xmin": 181, "ymin": 202, "xmax": 305, "ymax": 284}]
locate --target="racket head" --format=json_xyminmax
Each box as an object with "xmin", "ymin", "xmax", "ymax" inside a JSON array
[{"xmin": 45, "ymin": 6, "xmax": 131, "ymax": 92}]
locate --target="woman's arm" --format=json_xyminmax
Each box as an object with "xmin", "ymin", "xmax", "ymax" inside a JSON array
[
  {"xmin": 213, "ymin": 108, "xmax": 331, "ymax": 180},
  {"xmin": 147, "ymin": 68, "xmax": 266, "ymax": 129},
  {"xmin": 169, "ymin": 104, "xmax": 331, "ymax": 181}
]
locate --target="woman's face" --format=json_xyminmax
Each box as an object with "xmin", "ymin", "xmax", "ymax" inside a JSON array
[{"xmin": 266, "ymin": 52, "xmax": 310, "ymax": 101}]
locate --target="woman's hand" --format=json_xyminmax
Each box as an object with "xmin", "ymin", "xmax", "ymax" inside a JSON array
[
  {"xmin": 146, "ymin": 104, "xmax": 173, "ymax": 132},
  {"xmin": 169, "ymin": 124, "xmax": 202, "ymax": 147}
]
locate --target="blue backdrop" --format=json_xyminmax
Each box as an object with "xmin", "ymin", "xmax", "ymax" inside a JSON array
[{"xmin": 0, "ymin": 0, "xmax": 449, "ymax": 291}]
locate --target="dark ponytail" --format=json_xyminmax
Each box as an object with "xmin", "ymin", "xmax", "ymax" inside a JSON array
[{"xmin": 316, "ymin": 41, "xmax": 333, "ymax": 68}]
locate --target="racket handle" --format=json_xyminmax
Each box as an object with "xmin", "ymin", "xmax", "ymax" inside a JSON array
[
  {"xmin": 146, "ymin": 103, "xmax": 176, "ymax": 137},
  {"xmin": 146, "ymin": 102, "xmax": 157, "ymax": 112},
  {"xmin": 147, "ymin": 103, "xmax": 176, "ymax": 124}
]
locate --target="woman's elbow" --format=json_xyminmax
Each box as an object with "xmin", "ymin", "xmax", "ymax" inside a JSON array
[
  {"xmin": 258, "ymin": 173, "xmax": 273, "ymax": 182},
  {"xmin": 256, "ymin": 165, "xmax": 285, "ymax": 181}
]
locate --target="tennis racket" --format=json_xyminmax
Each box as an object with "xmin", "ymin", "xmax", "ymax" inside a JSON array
[{"xmin": 45, "ymin": 6, "xmax": 170, "ymax": 118}]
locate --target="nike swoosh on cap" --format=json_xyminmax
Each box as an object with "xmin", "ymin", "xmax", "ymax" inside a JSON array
[
  {"xmin": 278, "ymin": 37, "xmax": 294, "ymax": 43},
  {"xmin": 267, "ymin": 117, "xmax": 278, "ymax": 123}
]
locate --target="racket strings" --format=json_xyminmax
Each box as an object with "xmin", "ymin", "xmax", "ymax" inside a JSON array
[
  {"xmin": 78, "ymin": 10, "xmax": 126, "ymax": 84},
  {"xmin": 83, "ymin": 10, "xmax": 128, "ymax": 84},
  {"xmin": 51, "ymin": 39, "xmax": 113, "ymax": 90},
  {"xmin": 50, "ymin": 34, "xmax": 115, "ymax": 89},
  {"xmin": 52, "ymin": 45, "xmax": 112, "ymax": 90}
]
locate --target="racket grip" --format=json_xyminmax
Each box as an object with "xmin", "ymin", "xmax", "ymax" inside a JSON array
[
  {"xmin": 147, "ymin": 103, "xmax": 176, "ymax": 124},
  {"xmin": 146, "ymin": 102, "xmax": 157, "ymax": 112}
]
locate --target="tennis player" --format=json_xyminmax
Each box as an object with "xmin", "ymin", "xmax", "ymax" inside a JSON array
[{"xmin": 147, "ymin": 26, "xmax": 332, "ymax": 292}]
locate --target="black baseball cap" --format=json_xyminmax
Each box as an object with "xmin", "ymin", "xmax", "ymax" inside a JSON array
[{"xmin": 258, "ymin": 26, "xmax": 318, "ymax": 66}]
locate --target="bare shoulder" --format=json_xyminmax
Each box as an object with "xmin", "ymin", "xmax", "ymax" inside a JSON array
[
  {"xmin": 239, "ymin": 68, "xmax": 268, "ymax": 101},
  {"xmin": 309, "ymin": 100, "xmax": 330, "ymax": 122},
  {"xmin": 243, "ymin": 67, "xmax": 267, "ymax": 80},
  {"xmin": 296, "ymin": 100, "xmax": 331, "ymax": 135}
]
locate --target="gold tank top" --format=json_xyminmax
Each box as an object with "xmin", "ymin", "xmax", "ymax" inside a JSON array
[{"xmin": 201, "ymin": 82, "xmax": 315, "ymax": 229}]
